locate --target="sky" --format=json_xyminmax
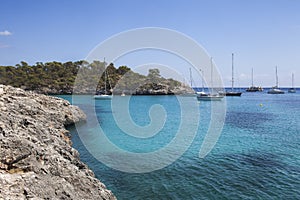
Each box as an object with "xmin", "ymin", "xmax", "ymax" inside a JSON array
[{"xmin": 0, "ymin": 0, "xmax": 299, "ymax": 87}]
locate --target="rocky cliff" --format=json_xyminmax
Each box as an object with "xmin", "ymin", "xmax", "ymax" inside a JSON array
[{"xmin": 0, "ymin": 85, "xmax": 116, "ymax": 199}]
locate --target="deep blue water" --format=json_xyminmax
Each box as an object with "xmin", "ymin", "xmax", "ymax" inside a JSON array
[{"xmin": 60, "ymin": 90, "xmax": 300, "ymax": 199}]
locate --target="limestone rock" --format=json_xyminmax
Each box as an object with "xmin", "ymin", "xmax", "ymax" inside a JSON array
[{"xmin": 0, "ymin": 85, "xmax": 116, "ymax": 200}]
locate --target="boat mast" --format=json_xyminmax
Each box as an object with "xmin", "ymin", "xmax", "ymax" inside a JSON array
[
  {"xmin": 201, "ymin": 69, "xmax": 205, "ymax": 92},
  {"xmin": 275, "ymin": 66, "xmax": 278, "ymax": 88},
  {"xmin": 210, "ymin": 57, "xmax": 213, "ymax": 93},
  {"xmin": 231, "ymin": 53, "xmax": 234, "ymax": 91},
  {"xmin": 251, "ymin": 68, "xmax": 254, "ymax": 87},
  {"xmin": 104, "ymin": 58, "xmax": 107, "ymax": 95},
  {"xmin": 292, "ymin": 73, "xmax": 294, "ymax": 88},
  {"xmin": 189, "ymin": 67, "xmax": 192, "ymax": 88}
]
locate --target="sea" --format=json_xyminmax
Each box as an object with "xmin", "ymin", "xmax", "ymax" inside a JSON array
[{"xmin": 58, "ymin": 88, "xmax": 300, "ymax": 199}]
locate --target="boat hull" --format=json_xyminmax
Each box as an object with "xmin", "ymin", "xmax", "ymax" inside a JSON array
[
  {"xmin": 93, "ymin": 95, "xmax": 113, "ymax": 100},
  {"xmin": 197, "ymin": 96, "xmax": 223, "ymax": 101},
  {"xmin": 223, "ymin": 92, "xmax": 242, "ymax": 96},
  {"xmin": 197, "ymin": 97, "xmax": 223, "ymax": 101},
  {"xmin": 288, "ymin": 88, "xmax": 296, "ymax": 93},
  {"xmin": 267, "ymin": 89, "xmax": 284, "ymax": 94},
  {"xmin": 196, "ymin": 92, "xmax": 224, "ymax": 101}
]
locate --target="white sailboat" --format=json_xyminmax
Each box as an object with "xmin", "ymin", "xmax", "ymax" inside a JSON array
[
  {"xmin": 197, "ymin": 58, "xmax": 224, "ymax": 101},
  {"xmin": 268, "ymin": 66, "xmax": 284, "ymax": 94},
  {"xmin": 288, "ymin": 73, "xmax": 296, "ymax": 93},
  {"xmin": 196, "ymin": 91, "xmax": 224, "ymax": 101},
  {"xmin": 94, "ymin": 59, "xmax": 113, "ymax": 100}
]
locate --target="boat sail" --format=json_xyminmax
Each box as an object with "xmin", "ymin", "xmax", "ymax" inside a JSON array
[
  {"xmin": 288, "ymin": 73, "xmax": 296, "ymax": 93},
  {"xmin": 246, "ymin": 68, "xmax": 263, "ymax": 92},
  {"xmin": 222, "ymin": 53, "xmax": 242, "ymax": 96},
  {"xmin": 94, "ymin": 58, "xmax": 113, "ymax": 100},
  {"xmin": 197, "ymin": 57, "xmax": 224, "ymax": 101},
  {"xmin": 268, "ymin": 66, "xmax": 284, "ymax": 94}
]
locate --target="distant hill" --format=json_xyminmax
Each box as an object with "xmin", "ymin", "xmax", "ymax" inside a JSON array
[{"xmin": 0, "ymin": 61, "xmax": 193, "ymax": 95}]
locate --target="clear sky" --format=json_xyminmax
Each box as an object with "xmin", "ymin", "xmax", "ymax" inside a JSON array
[{"xmin": 0, "ymin": 0, "xmax": 299, "ymax": 87}]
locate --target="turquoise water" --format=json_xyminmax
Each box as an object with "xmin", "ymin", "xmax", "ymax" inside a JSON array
[{"xmin": 61, "ymin": 90, "xmax": 300, "ymax": 199}]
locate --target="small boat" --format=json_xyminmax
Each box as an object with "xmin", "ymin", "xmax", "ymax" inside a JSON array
[
  {"xmin": 268, "ymin": 66, "xmax": 284, "ymax": 94},
  {"xmin": 223, "ymin": 53, "xmax": 242, "ymax": 96},
  {"xmin": 196, "ymin": 91, "xmax": 224, "ymax": 101},
  {"xmin": 94, "ymin": 94, "xmax": 113, "ymax": 100},
  {"xmin": 246, "ymin": 86, "xmax": 263, "ymax": 92},
  {"xmin": 197, "ymin": 58, "xmax": 224, "ymax": 101},
  {"xmin": 268, "ymin": 87, "xmax": 285, "ymax": 94},
  {"xmin": 222, "ymin": 91, "xmax": 242, "ymax": 96},
  {"xmin": 288, "ymin": 73, "xmax": 296, "ymax": 93},
  {"xmin": 246, "ymin": 68, "xmax": 263, "ymax": 92},
  {"xmin": 94, "ymin": 58, "xmax": 113, "ymax": 100}
]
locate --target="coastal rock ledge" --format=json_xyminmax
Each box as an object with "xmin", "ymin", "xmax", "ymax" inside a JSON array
[{"xmin": 0, "ymin": 85, "xmax": 116, "ymax": 200}]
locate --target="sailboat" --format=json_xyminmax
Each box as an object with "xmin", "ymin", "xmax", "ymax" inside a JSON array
[
  {"xmin": 221, "ymin": 53, "xmax": 242, "ymax": 96},
  {"xmin": 94, "ymin": 59, "xmax": 113, "ymax": 100},
  {"xmin": 288, "ymin": 73, "xmax": 296, "ymax": 93},
  {"xmin": 181, "ymin": 68, "xmax": 196, "ymax": 96},
  {"xmin": 246, "ymin": 68, "xmax": 263, "ymax": 92},
  {"xmin": 268, "ymin": 66, "xmax": 284, "ymax": 94},
  {"xmin": 197, "ymin": 58, "xmax": 224, "ymax": 101}
]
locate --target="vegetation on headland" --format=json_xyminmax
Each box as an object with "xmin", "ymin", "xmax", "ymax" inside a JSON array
[{"xmin": 0, "ymin": 61, "xmax": 190, "ymax": 95}]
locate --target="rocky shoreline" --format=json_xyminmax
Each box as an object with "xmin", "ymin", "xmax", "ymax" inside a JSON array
[
  {"xmin": 0, "ymin": 85, "xmax": 116, "ymax": 199},
  {"xmin": 29, "ymin": 83, "xmax": 195, "ymax": 96}
]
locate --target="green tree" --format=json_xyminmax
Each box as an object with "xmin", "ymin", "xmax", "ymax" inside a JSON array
[
  {"xmin": 147, "ymin": 68, "xmax": 161, "ymax": 84},
  {"xmin": 117, "ymin": 66, "xmax": 131, "ymax": 75}
]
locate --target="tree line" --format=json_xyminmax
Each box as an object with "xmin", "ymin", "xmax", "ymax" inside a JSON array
[{"xmin": 0, "ymin": 61, "xmax": 183, "ymax": 94}]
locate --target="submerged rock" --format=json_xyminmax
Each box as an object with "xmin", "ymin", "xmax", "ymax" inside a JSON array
[{"xmin": 0, "ymin": 85, "xmax": 116, "ymax": 200}]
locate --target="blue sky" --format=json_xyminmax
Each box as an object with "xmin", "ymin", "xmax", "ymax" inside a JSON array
[{"xmin": 0, "ymin": 0, "xmax": 299, "ymax": 87}]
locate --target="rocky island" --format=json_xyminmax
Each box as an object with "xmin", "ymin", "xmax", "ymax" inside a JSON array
[{"xmin": 0, "ymin": 85, "xmax": 116, "ymax": 199}]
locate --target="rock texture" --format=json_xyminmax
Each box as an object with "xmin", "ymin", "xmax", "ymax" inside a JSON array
[
  {"xmin": 133, "ymin": 83, "xmax": 194, "ymax": 95},
  {"xmin": 112, "ymin": 83, "xmax": 195, "ymax": 96},
  {"xmin": 0, "ymin": 85, "xmax": 116, "ymax": 200}
]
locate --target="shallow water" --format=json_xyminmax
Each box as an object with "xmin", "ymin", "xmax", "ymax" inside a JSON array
[{"xmin": 61, "ymin": 90, "xmax": 300, "ymax": 199}]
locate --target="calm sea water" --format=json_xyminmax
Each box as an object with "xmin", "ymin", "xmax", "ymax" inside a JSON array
[{"xmin": 59, "ymin": 89, "xmax": 300, "ymax": 199}]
